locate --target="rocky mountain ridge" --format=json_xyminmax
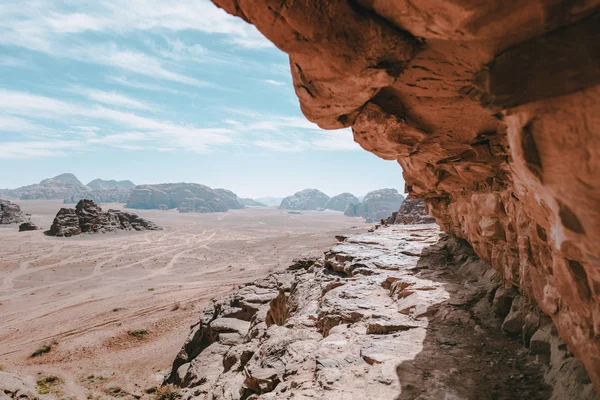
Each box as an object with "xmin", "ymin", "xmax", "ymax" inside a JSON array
[
  {"xmin": 126, "ymin": 183, "xmax": 244, "ymax": 213},
  {"xmin": 1, "ymin": 174, "xmax": 136, "ymax": 204},
  {"xmin": 325, "ymin": 192, "xmax": 360, "ymax": 212},
  {"xmin": 279, "ymin": 189, "xmax": 330, "ymax": 211}
]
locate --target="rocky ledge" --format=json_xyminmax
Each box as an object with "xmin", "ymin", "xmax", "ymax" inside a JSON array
[
  {"xmin": 0, "ymin": 199, "xmax": 25, "ymax": 225},
  {"xmin": 211, "ymin": 1, "xmax": 600, "ymax": 388},
  {"xmin": 46, "ymin": 199, "xmax": 160, "ymax": 237},
  {"xmin": 165, "ymin": 226, "xmax": 596, "ymax": 399}
]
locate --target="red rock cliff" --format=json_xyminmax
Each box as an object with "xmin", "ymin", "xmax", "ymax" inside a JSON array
[{"xmin": 211, "ymin": 0, "xmax": 600, "ymax": 391}]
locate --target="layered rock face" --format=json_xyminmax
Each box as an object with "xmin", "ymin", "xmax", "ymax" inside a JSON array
[
  {"xmin": 0, "ymin": 199, "xmax": 25, "ymax": 224},
  {"xmin": 325, "ymin": 192, "xmax": 359, "ymax": 212},
  {"xmin": 211, "ymin": 0, "xmax": 600, "ymax": 390},
  {"xmin": 46, "ymin": 199, "xmax": 159, "ymax": 237},
  {"xmin": 344, "ymin": 188, "xmax": 405, "ymax": 222},
  {"xmin": 279, "ymin": 189, "xmax": 330, "ymax": 210},
  {"xmin": 393, "ymin": 198, "xmax": 436, "ymax": 225},
  {"xmin": 126, "ymin": 183, "xmax": 243, "ymax": 213}
]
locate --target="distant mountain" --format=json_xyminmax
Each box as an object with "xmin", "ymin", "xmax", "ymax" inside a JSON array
[
  {"xmin": 239, "ymin": 198, "xmax": 266, "ymax": 207},
  {"xmin": 87, "ymin": 179, "xmax": 135, "ymax": 190},
  {"xmin": 3, "ymin": 173, "xmax": 90, "ymax": 200},
  {"xmin": 254, "ymin": 197, "xmax": 284, "ymax": 207},
  {"xmin": 325, "ymin": 193, "xmax": 359, "ymax": 212},
  {"xmin": 64, "ymin": 188, "xmax": 132, "ymax": 204},
  {"xmin": 126, "ymin": 183, "xmax": 243, "ymax": 213},
  {"xmin": 1, "ymin": 174, "xmax": 136, "ymax": 203},
  {"xmin": 280, "ymin": 189, "xmax": 330, "ymax": 211},
  {"xmin": 344, "ymin": 188, "xmax": 405, "ymax": 222}
]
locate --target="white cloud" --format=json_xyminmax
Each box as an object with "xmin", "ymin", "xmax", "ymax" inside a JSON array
[
  {"xmin": 106, "ymin": 76, "xmax": 181, "ymax": 94},
  {"xmin": 0, "ymin": 89, "xmax": 234, "ymax": 154},
  {"xmin": 68, "ymin": 86, "xmax": 156, "ymax": 111},
  {"xmin": 0, "ymin": 140, "xmax": 84, "ymax": 158},
  {"xmin": 265, "ymin": 79, "xmax": 285, "ymax": 86}
]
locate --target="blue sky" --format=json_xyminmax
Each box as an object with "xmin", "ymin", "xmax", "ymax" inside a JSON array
[{"xmin": 0, "ymin": 0, "xmax": 405, "ymax": 198}]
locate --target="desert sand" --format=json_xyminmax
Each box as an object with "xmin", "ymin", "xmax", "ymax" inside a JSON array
[{"xmin": 0, "ymin": 200, "xmax": 368, "ymax": 397}]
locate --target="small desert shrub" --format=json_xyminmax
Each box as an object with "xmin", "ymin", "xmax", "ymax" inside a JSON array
[
  {"xmin": 37, "ymin": 375, "xmax": 62, "ymax": 395},
  {"xmin": 104, "ymin": 385, "xmax": 126, "ymax": 397},
  {"xmin": 171, "ymin": 302, "xmax": 180, "ymax": 311},
  {"xmin": 128, "ymin": 329, "xmax": 148, "ymax": 339},
  {"xmin": 31, "ymin": 341, "xmax": 56, "ymax": 357},
  {"xmin": 154, "ymin": 384, "xmax": 181, "ymax": 400},
  {"xmin": 148, "ymin": 288, "xmax": 155, "ymax": 292}
]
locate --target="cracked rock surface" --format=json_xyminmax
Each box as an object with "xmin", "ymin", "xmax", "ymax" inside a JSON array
[{"xmin": 167, "ymin": 226, "xmax": 596, "ymax": 399}]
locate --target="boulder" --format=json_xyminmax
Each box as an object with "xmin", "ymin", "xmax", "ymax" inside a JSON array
[
  {"xmin": 18, "ymin": 222, "xmax": 39, "ymax": 232},
  {"xmin": 0, "ymin": 199, "xmax": 25, "ymax": 224}
]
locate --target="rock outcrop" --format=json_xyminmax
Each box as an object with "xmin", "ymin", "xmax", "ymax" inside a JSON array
[
  {"xmin": 238, "ymin": 198, "xmax": 266, "ymax": 207},
  {"xmin": 211, "ymin": 1, "xmax": 600, "ymax": 390},
  {"xmin": 166, "ymin": 227, "xmax": 596, "ymax": 399},
  {"xmin": 393, "ymin": 198, "xmax": 436, "ymax": 225},
  {"xmin": 0, "ymin": 199, "xmax": 25, "ymax": 224},
  {"xmin": 126, "ymin": 183, "xmax": 243, "ymax": 213},
  {"xmin": 0, "ymin": 371, "xmax": 39, "ymax": 399},
  {"xmin": 344, "ymin": 188, "xmax": 405, "ymax": 222},
  {"xmin": 325, "ymin": 192, "xmax": 359, "ymax": 212},
  {"xmin": 279, "ymin": 189, "xmax": 330, "ymax": 210},
  {"xmin": 18, "ymin": 222, "xmax": 39, "ymax": 232},
  {"xmin": 46, "ymin": 199, "xmax": 159, "ymax": 237}
]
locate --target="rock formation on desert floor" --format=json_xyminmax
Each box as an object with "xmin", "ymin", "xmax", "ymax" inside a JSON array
[
  {"xmin": 209, "ymin": 1, "xmax": 600, "ymax": 391},
  {"xmin": 0, "ymin": 199, "xmax": 25, "ymax": 225},
  {"xmin": 46, "ymin": 199, "xmax": 160, "ymax": 237}
]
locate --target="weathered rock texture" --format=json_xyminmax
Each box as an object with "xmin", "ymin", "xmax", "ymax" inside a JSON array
[
  {"xmin": 0, "ymin": 371, "xmax": 38, "ymax": 399},
  {"xmin": 166, "ymin": 227, "xmax": 597, "ymax": 399},
  {"xmin": 344, "ymin": 188, "xmax": 405, "ymax": 222},
  {"xmin": 46, "ymin": 199, "xmax": 159, "ymax": 237},
  {"xmin": 279, "ymin": 189, "xmax": 330, "ymax": 210},
  {"xmin": 211, "ymin": 1, "xmax": 600, "ymax": 390},
  {"xmin": 126, "ymin": 183, "xmax": 243, "ymax": 213},
  {"xmin": 0, "ymin": 200, "xmax": 25, "ymax": 224},
  {"xmin": 325, "ymin": 192, "xmax": 360, "ymax": 212},
  {"xmin": 394, "ymin": 198, "xmax": 436, "ymax": 225}
]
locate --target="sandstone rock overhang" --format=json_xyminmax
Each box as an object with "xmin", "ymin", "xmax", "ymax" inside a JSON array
[{"xmin": 211, "ymin": 0, "xmax": 600, "ymax": 391}]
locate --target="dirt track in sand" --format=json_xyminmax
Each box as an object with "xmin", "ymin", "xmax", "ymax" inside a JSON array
[{"xmin": 0, "ymin": 200, "xmax": 368, "ymax": 397}]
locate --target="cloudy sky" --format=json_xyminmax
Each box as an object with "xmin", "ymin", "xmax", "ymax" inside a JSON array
[{"xmin": 0, "ymin": 0, "xmax": 405, "ymax": 198}]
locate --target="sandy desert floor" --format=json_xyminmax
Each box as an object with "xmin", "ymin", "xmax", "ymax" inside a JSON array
[{"xmin": 0, "ymin": 200, "xmax": 368, "ymax": 398}]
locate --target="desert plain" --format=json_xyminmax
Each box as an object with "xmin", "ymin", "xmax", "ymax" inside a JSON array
[{"xmin": 0, "ymin": 200, "xmax": 368, "ymax": 397}]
